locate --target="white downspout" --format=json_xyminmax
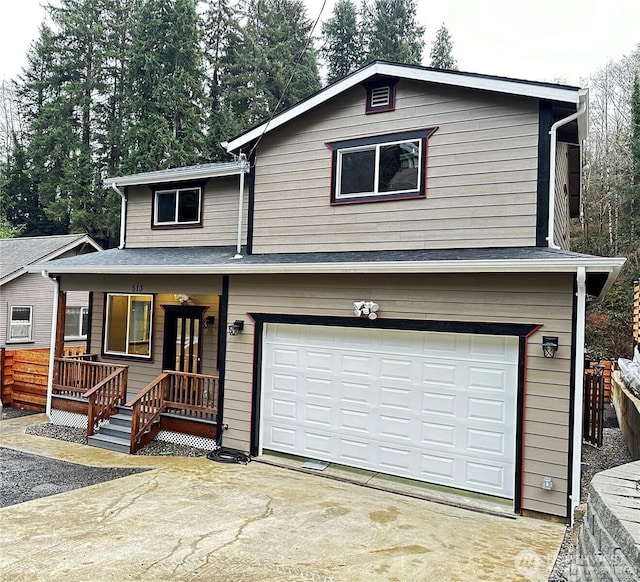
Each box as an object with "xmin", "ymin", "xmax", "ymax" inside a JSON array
[
  {"xmin": 110, "ymin": 182, "xmax": 126, "ymax": 249},
  {"xmin": 233, "ymin": 153, "xmax": 248, "ymax": 259},
  {"xmin": 42, "ymin": 270, "xmax": 58, "ymax": 419},
  {"xmin": 548, "ymin": 99, "xmax": 587, "ymax": 249},
  {"xmin": 571, "ymin": 266, "xmax": 587, "ymax": 523}
]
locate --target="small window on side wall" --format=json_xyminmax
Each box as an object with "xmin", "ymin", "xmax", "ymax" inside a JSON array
[
  {"xmin": 65, "ymin": 306, "xmax": 88, "ymax": 340},
  {"xmin": 104, "ymin": 293, "xmax": 153, "ymax": 358},
  {"xmin": 153, "ymin": 186, "xmax": 202, "ymax": 227},
  {"xmin": 9, "ymin": 306, "xmax": 33, "ymax": 342},
  {"xmin": 326, "ymin": 128, "xmax": 437, "ymax": 204}
]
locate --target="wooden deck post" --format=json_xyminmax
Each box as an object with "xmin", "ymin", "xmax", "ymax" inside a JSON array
[{"xmin": 54, "ymin": 290, "xmax": 67, "ymax": 358}]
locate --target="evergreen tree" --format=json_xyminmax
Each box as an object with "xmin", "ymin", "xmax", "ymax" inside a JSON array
[
  {"xmin": 430, "ymin": 23, "xmax": 457, "ymax": 70},
  {"xmin": 202, "ymin": 0, "xmax": 236, "ymax": 160},
  {"xmin": 364, "ymin": 0, "xmax": 424, "ymax": 65},
  {"xmin": 222, "ymin": 0, "xmax": 321, "ymax": 135},
  {"xmin": 123, "ymin": 0, "xmax": 205, "ymax": 172},
  {"xmin": 321, "ymin": 0, "xmax": 360, "ymax": 84}
]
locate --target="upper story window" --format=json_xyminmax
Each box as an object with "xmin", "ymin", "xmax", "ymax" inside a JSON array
[
  {"xmin": 363, "ymin": 78, "xmax": 398, "ymax": 113},
  {"xmin": 9, "ymin": 305, "xmax": 33, "ymax": 342},
  {"xmin": 327, "ymin": 128, "xmax": 437, "ymax": 204},
  {"xmin": 65, "ymin": 306, "xmax": 88, "ymax": 340},
  {"xmin": 153, "ymin": 186, "xmax": 202, "ymax": 227},
  {"xmin": 104, "ymin": 293, "xmax": 153, "ymax": 359}
]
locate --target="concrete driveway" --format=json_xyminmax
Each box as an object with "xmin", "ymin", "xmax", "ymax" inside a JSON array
[{"xmin": 1, "ymin": 414, "xmax": 565, "ymax": 581}]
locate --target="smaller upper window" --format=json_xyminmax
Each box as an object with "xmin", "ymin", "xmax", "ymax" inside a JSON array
[
  {"xmin": 65, "ymin": 306, "xmax": 88, "ymax": 340},
  {"xmin": 153, "ymin": 186, "xmax": 202, "ymax": 227},
  {"xmin": 363, "ymin": 79, "xmax": 398, "ymax": 114},
  {"xmin": 9, "ymin": 306, "xmax": 33, "ymax": 342}
]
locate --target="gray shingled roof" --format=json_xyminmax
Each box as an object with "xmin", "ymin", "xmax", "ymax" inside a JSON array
[
  {"xmin": 28, "ymin": 244, "xmax": 624, "ymax": 300},
  {"xmin": 0, "ymin": 234, "xmax": 98, "ymax": 282}
]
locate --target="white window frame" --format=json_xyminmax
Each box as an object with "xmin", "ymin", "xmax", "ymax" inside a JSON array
[
  {"xmin": 103, "ymin": 293, "xmax": 154, "ymax": 359},
  {"xmin": 335, "ymin": 138, "xmax": 423, "ymax": 201},
  {"xmin": 64, "ymin": 306, "xmax": 88, "ymax": 340},
  {"xmin": 9, "ymin": 305, "xmax": 33, "ymax": 343},
  {"xmin": 153, "ymin": 186, "xmax": 202, "ymax": 226}
]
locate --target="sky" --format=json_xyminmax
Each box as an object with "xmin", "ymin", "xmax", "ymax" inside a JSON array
[{"xmin": 0, "ymin": 0, "xmax": 638, "ymax": 86}]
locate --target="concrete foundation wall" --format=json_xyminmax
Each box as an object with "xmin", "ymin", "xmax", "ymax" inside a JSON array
[{"xmin": 573, "ymin": 461, "xmax": 640, "ymax": 581}]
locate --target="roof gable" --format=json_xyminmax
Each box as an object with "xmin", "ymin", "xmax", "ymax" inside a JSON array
[
  {"xmin": 226, "ymin": 60, "xmax": 588, "ymax": 153},
  {"xmin": 0, "ymin": 234, "xmax": 102, "ymax": 285}
]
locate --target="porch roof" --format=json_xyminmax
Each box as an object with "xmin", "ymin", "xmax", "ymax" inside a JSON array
[{"xmin": 28, "ymin": 245, "xmax": 625, "ymax": 301}]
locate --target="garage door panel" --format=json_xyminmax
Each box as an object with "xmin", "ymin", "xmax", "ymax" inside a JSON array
[
  {"xmin": 468, "ymin": 366, "xmax": 511, "ymax": 392},
  {"xmin": 339, "ymin": 408, "xmax": 370, "ymax": 433},
  {"xmin": 262, "ymin": 324, "xmax": 517, "ymax": 499},
  {"xmin": 467, "ymin": 397, "xmax": 507, "ymax": 422},
  {"xmin": 304, "ymin": 403, "xmax": 333, "ymax": 426},
  {"xmin": 305, "ymin": 377, "xmax": 333, "ymax": 399},
  {"xmin": 466, "ymin": 461, "xmax": 507, "ymax": 492},
  {"xmin": 422, "ymin": 392, "xmax": 456, "ymax": 416},
  {"xmin": 467, "ymin": 428, "xmax": 506, "ymax": 456}
]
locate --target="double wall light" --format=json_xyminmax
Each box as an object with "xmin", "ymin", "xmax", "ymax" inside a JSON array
[
  {"xmin": 542, "ymin": 336, "xmax": 559, "ymax": 358},
  {"xmin": 354, "ymin": 301, "xmax": 379, "ymax": 320},
  {"xmin": 228, "ymin": 320, "xmax": 244, "ymax": 336}
]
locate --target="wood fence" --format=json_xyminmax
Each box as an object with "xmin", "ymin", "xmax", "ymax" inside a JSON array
[{"xmin": 0, "ymin": 346, "xmax": 87, "ymax": 411}]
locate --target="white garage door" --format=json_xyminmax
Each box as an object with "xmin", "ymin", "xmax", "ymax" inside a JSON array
[{"xmin": 261, "ymin": 324, "xmax": 519, "ymax": 499}]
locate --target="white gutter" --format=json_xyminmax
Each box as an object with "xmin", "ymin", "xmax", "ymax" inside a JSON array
[
  {"xmin": 42, "ymin": 270, "xmax": 58, "ymax": 419},
  {"xmin": 548, "ymin": 92, "xmax": 588, "ymax": 249},
  {"xmin": 110, "ymin": 182, "xmax": 126, "ymax": 249},
  {"xmin": 233, "ymin": 153, "xmax": 249, "ymax": 259},
  {"xmin": 570, "ymin": 266, "xmax": 587, "ymax": 523}
]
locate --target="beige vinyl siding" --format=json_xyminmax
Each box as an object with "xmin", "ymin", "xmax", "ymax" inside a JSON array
[
  {"xmin": 223, "ymin": 272, "xmax": 575, "ymax": 518},
  {"xmin": 553, "ymin": 142, "xmax": 571, "ymax": 250},
  {"xmin": 251, "ymin": 81, "xmax": 541, "ymax": 253},
  {"xmin": 125, "ymin": 176, "xmax": 246, "ymax": 248}
]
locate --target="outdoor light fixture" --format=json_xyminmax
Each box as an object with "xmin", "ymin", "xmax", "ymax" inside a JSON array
[
  {"xmin": 542, "ymin": 476, "xmax": 554, "ymax": 491},
  {"xmin": 593, "ymin": 363, "xmax": 605, "ymax": 377},
  {"xmin": 542, "ymin": 336, "xmax": 559, "ymax": 358},
  {"xmin": 228, "ymin": 320, "xmax": 244, "ymax": 336},
  {"xmin": 174, "ymin": 294, "xmax": 190, "ymax": 304},
  {"xmin": 354, "ymin": 300, "xmax": 379, "ymax": 320},
  {"xmin": 202, "ymin": 316, "xmax": 215, "ymax": 329}
]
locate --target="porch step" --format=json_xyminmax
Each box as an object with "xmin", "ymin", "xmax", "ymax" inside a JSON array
[
  {"xmin": 87, "ymin": 406, "xmax": 133, "ymax": 454},
  {"xmin": 87, "ymin": 432, "xmax": 131, "ymax": 454}
]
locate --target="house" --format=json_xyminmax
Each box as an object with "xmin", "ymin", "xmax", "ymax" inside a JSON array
[
  {"xmin": 29, "ymin": 61, "xmax": 626, "ymax": 522},
  {"xmin": 1, "ymin": 234, "xmax": 101, "ymax": 349}
]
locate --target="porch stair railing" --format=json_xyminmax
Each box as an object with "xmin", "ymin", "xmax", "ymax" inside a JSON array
[
  {"xmin": 126, "ymin": 370, "xmax": 219, "ymax": 454},
  {"xmin": 85, "ymin": 366, "xmax": 129, "ymax": 436}
]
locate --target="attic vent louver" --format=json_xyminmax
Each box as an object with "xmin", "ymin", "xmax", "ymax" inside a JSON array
[{"xmin": 370, "ymin": 86, "xmax": 391, "ymax": 108}]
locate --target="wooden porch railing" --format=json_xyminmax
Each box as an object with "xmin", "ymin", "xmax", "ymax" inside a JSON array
[
  {"xmin": 126, "ymin": 371, "xmax": 219, "ymax": 453},
  {"xmin": 53, "ymin": 357, "xmax": 128, "ymax": 436},
  {"xmin": 85, "ymin": 367, "xmax": 129, "ymax": 436},
  {"xmin": 53, "ymin": 357, "xmax": 124, "ymax": 398}
]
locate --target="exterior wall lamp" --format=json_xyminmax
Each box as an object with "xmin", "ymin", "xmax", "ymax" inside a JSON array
[
  {"xmin": 354, "ymin": 300, "xmax": 379, "ymax": 320},
  {"xmin": 174, "ymin": 294, "xmax": 190, "ymax": 304},
  {"xmin": 542, "ymin": 336, "xmax": 559, "ymax": 358},
  {"xmin": 228, "ymin": 320, "xmax": 244, "ymax": 336}
]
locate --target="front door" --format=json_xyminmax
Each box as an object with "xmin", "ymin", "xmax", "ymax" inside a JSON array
[{"xmin": 162, "ymin": 306, "xmax": 207, "ymax": 373}]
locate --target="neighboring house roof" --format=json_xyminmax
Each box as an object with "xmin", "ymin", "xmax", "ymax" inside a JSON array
[
  {"xmin": 104, "ymin": 161, "xmax": 247, "ymax": 189},
  {"xmin": 226, "ymin": 60, "xmax": 589, "ymax": 153},
  {"xmin": 29, "ymin": 245, "xmax": 625, "ymax": 302},
  {"xmin": 1, "ymin": 234, "xmax": 102, "ymax": 286}
]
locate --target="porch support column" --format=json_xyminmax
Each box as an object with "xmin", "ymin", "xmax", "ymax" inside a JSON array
[{"xmin": 54, "ymin": 290, "xmax": 67, "ymax": 358}]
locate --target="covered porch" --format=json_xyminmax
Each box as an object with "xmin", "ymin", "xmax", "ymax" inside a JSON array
[{"xmin": 52, "ymin": 356, "xmax": 220, "ymax": 453}]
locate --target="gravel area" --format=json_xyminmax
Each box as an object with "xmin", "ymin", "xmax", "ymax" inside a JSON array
[{"xmin": 22, "ymin": 420, "xmax": 212, "ymax": 457}]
